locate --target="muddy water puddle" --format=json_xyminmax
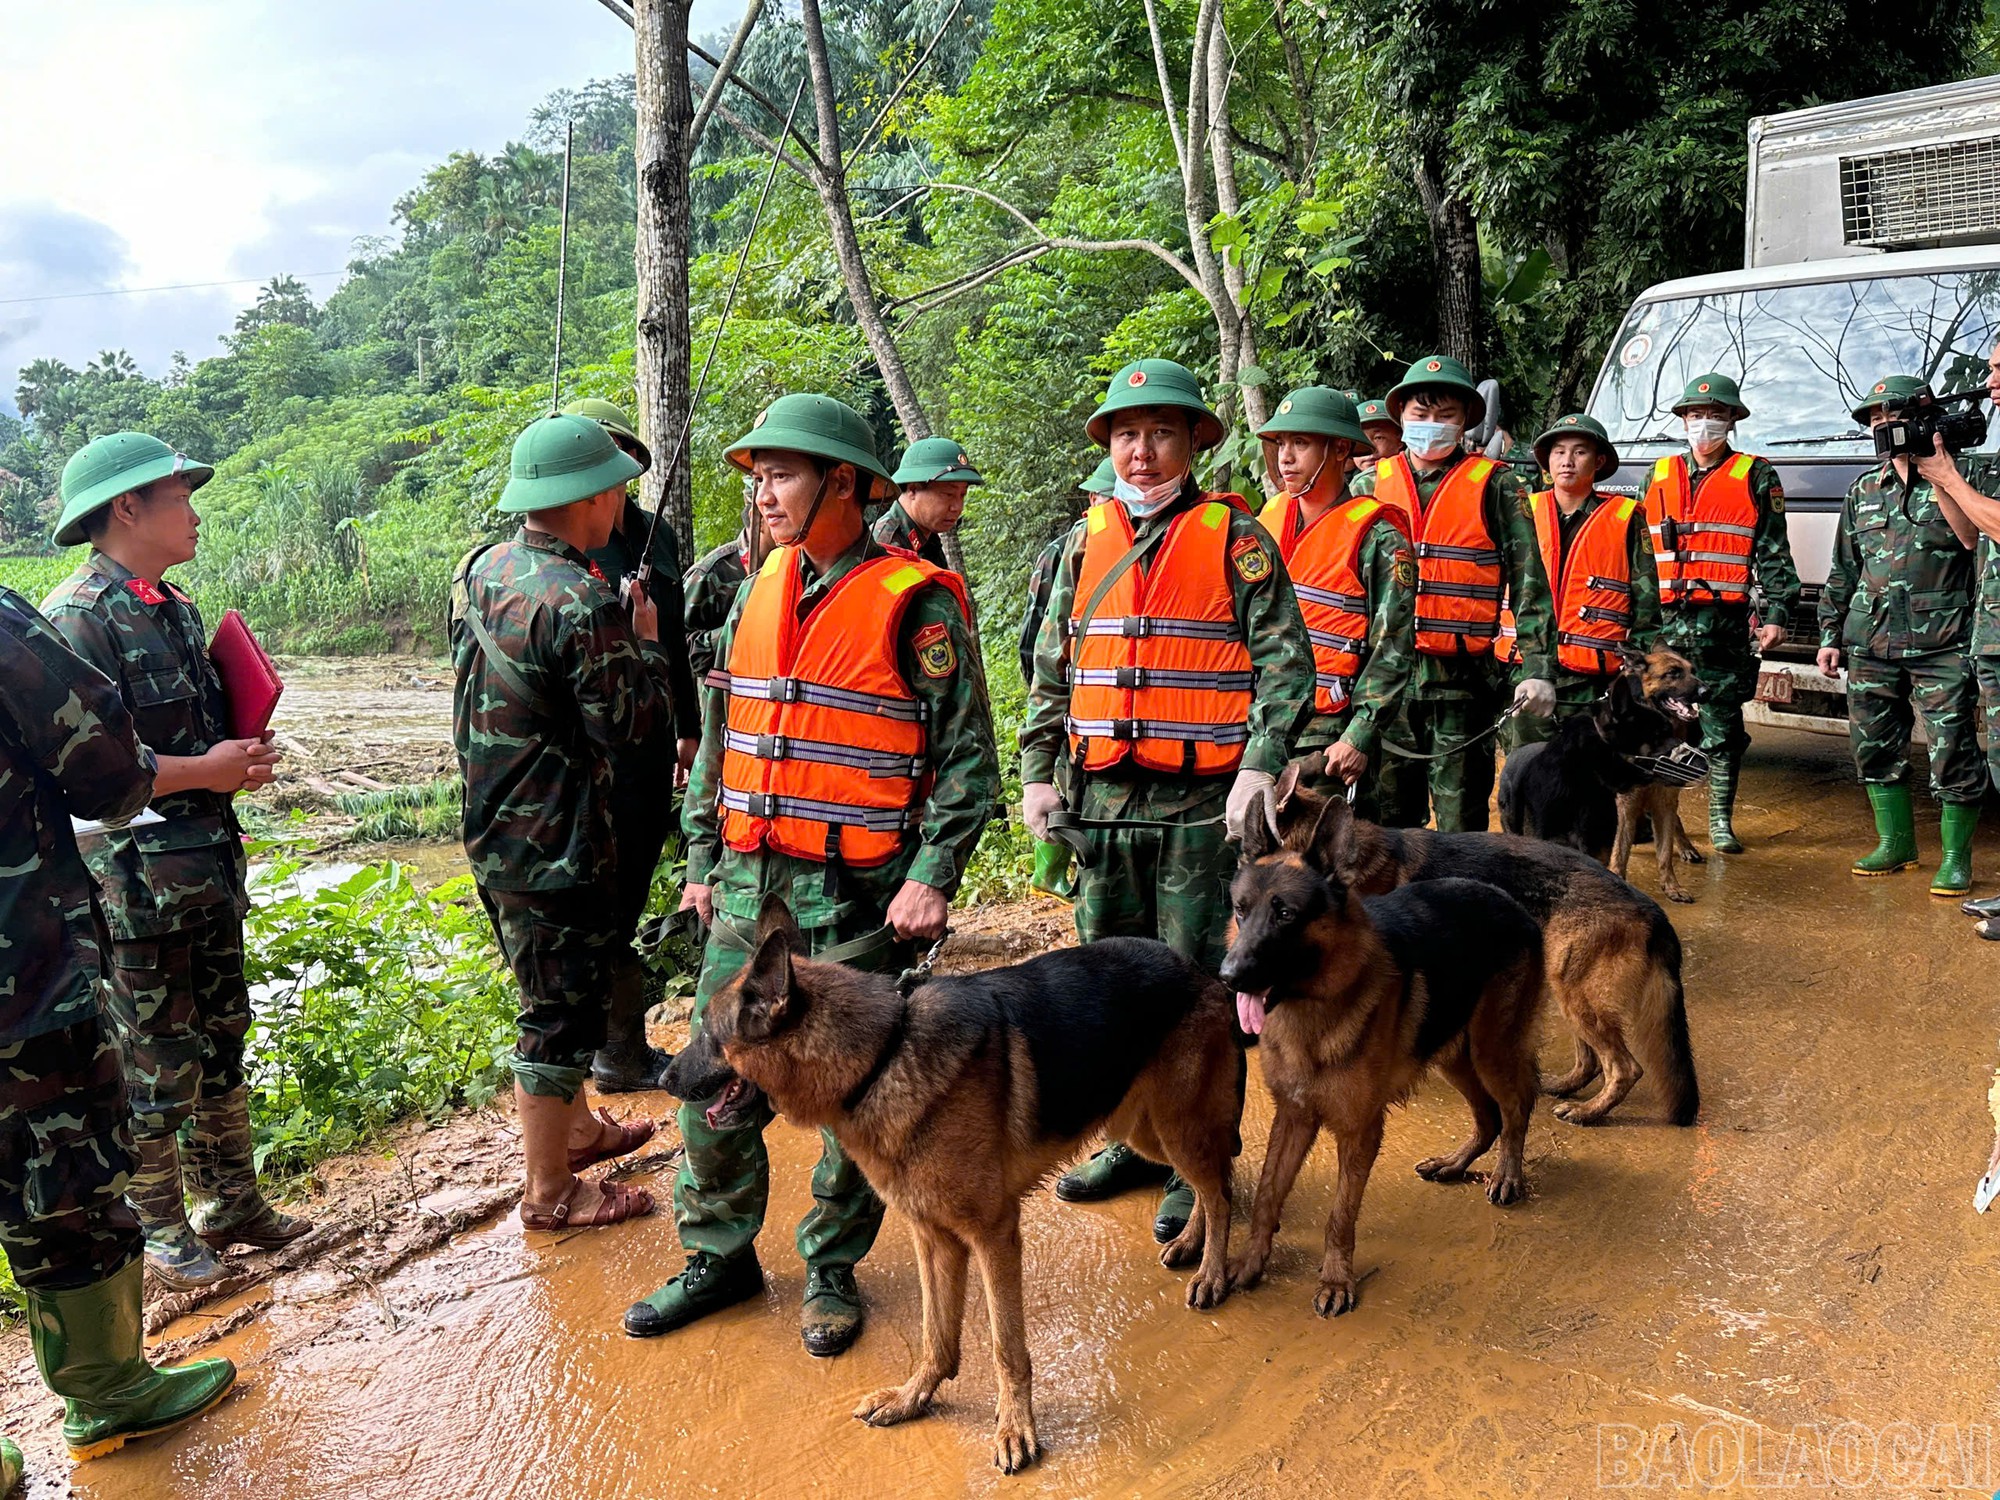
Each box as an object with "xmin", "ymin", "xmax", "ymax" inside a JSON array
[{"xmin": 41, "ymin": 729, "xmax": 2000, "ymax": 1496}]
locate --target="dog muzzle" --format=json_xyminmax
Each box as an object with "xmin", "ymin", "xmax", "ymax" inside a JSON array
[{"xmin": 1628, "ymin": 742, "xmax": 1710, "ymax": 786}]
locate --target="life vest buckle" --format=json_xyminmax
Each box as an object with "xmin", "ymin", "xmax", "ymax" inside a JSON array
[
  {"xmin": 1115, "ymin": 665, "xmax": 1146, "ymax": 689},
  {"xmin": 768, "ymin": 676, "xmax": 802, "ymax": 703},
  {"xmin": 741, "ymin": 792, "xmax": 780, "ymax": 819},
  {"xmin": 756, "ymin": 733, "xmax": 789, "ymax": 761},
  {"xmin": 1108, "ymin": 718, "xmax": 1142, "ymax": 740},
  {"xmin": 1118, "ymin": 615, "xmax": 1153, "ymax": 638}
]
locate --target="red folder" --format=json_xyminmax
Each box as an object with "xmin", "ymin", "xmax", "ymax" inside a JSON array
[{"xmin": 209, "ymin": 610, "xmax": 285, "ymax": 739}]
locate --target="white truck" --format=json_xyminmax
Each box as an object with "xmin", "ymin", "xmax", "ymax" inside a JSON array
[{"xmin": 1585, "ymin": 74, "xmax": 2000, "ymax": 733}]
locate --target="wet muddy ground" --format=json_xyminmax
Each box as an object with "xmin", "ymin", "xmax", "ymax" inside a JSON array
[{"xmin": 14, "ymin": 726, "xmax": 2000, "ymax": 1496}]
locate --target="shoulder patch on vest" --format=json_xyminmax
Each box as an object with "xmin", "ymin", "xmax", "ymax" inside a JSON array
[
  {"xmin": 913, "ymin": 620, "xmax": 956, "ymax": 678},
  {"xmin": 1230, "ymin": 533, "xmax": 1272, "ymax": 583},
  {"xmin": 1393, "ymin": 549, "xmax": 1417, "ymax": 591}
]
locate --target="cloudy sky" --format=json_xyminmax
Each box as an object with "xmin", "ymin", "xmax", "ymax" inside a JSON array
[{"xmin": 0, "ymin": 0, "xmax": 738, "ymax": 413}]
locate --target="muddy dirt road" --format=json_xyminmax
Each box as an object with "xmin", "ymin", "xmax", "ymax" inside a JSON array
[{"xmin": 16, "ymin": 727, "xmax": 2000, "ymax": 1497}]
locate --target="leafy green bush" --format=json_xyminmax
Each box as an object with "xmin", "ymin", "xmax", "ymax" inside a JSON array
[
  {"xmin": 0, "ymin": 550, "xmax": 84, "ymax": 606},
  {"xmin": 336, "ymin": 778, "xmax": 462, "ymax": 843}
]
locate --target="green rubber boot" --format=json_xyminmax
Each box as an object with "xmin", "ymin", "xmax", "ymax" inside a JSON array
[
  {"xmin": 622, "ymin": 1250, "xmax": 763, "ymax": 1338},
  {"xmin": 185, "ymin": 1085, "xmax": 313, "ymax": 1254},
  {"xmin": 1029, "ymin": 839, "xmax": 1076, "ymax": 902},
  {"xmin": 1932, "ymin": 802, "xmax": 1979, "ymax": 897},
  {"xmin": 1053, "ymin": 1141, "xmax": 1172, "ymax": 1204},
  {"xmin": 799, "ymin": 1263, "xmax": 864, "ymax": 1358},
  {"xmin": 1707, "ymin": 755, "xmax": 1744, "ymax": 855},
  {"xmin": 26, "ymin": 1261, "xmax": 237, "ymax": 1461},
  {"xmin": 1152, "ymin": 1173, "xmax": 1195, "ymax": 1245},
  {"xmin": 128, "ymin": 1132, "xmax": 229, "ymax": 1290},
  {"xmin": 0, "ymin": 1436, "xmax": 20, "ymax": 1494},
  {"xmin": 1852, "ymin": 784, "xmax": 1919, "ymax": 876}
]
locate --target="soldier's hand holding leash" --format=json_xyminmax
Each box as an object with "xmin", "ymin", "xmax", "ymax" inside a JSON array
[
  {"xmin": 1323, "ymin": 740, "xmax": 1368, "ymax": 785},
  {"xmin": 887, "ymin": 880, "xmax": 950, "ymax": 941},
  {"xmin": 1022, "ymin": 782, "xmax": 1060, "ymax": 842},
  {"xmin": 679, "ymin": 881, "xmax": 714, "ymax": 926},
  {"xmin": 1512, "ymin": 677, "xmax": 1557, "ymax": 717}
]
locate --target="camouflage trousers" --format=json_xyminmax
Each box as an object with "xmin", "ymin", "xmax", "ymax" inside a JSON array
[
  {"xmin": 1069, "ymin": 773, "xmax": 1236, "ymax": 974},
  {"xmin": 1847, "ymin": 649, "xmax": 1983, "ymax": 803},
  {"xmin": 1978, "ymin": 655, "xmax": 2000, "ymax": 793},
  {"xmin": 674, "ymin": 908, "xmax": 909, "ymax": 1268},
  {"xmin": 477, "ymin": 884, "xmax": 619, "ymax": 1102},
  {"xmin": 0, "ymin": 1020, "xmax": 142, "ymax": 1292},
  {"xmin": 104, "ymin": 911, "xmax": 251, "ymax": 1136},
  {"xmin": 1380, "ymin": 677, "xmax": 1511, "ymax": 834},
  {"xmin": 1371, "ymin": 704, "xmax": 1429, "ymax": 828},
  {"xmin": 1658, "ymin": 606, "xmax": 1758, "ymax": 763}
]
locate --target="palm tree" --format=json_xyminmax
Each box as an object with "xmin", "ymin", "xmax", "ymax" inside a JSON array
[{"xmin": 15, "ymin": 357, "xmax": 77, "ymax": 420}]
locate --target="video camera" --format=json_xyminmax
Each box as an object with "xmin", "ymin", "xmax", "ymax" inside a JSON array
[{"xmin": 1872, "ymin": 387, "xmax": 1989, "ymax": 459}]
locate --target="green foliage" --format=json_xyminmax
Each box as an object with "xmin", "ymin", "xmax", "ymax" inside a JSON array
[
  {"xmin": 336, "ymin": 778, "xmax": 463, "ymax": 843},
  {"xmin": 0, "ymin": 550, "xmax": 83, "ymax": 605}
]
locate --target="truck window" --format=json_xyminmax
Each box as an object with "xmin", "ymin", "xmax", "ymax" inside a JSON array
[{"xmin": 1588, "ymin": 269, "xmax": 2000, "ymax": 456}]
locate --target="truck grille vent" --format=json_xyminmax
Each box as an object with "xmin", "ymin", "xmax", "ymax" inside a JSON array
[{"xmin": 1841, "ymin": 136, "xmax": 2000, "ymax": 247}]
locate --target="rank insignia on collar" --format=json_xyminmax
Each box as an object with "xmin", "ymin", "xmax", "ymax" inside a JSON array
[
  {"xmin": 125, "ymin": 578, "xmax": 168, "ymax": 606},
  {"xmin": 1230, "ymin": 534, "xmax": 1272, "ymax": 583},
  {"xmin": 913, "ymin": 620, "xmax": 956, "ymax": 678}
]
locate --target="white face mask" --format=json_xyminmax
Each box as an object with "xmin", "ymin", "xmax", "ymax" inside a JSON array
[
  {"xmin": 1112, "ymin": 471, "xmax": 1187, "ymax": 518},
  {"xmin": 1401, "ymin": 420, "xmax": 1462, "ymax": 462},
  {"xmin": 1685, "ymin": 417, "xmax": 1731, "ymax": 451}
]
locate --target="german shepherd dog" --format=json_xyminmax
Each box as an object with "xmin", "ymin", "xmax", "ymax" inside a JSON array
[
  {"xmin": 664, "ymin": 899, "xmax": 1244, "ymax": 1475},
  {"xmin": 1497, "ymin": 646, "xmax": 1709, "ymax": 902},
  {"xmin": 1269, "ymin": 764, "xmax": 1700, "ymax": 1127},
  {"xmin": 1221, "ymin": 806, "xmax": 1543, "ymax": 1317}
]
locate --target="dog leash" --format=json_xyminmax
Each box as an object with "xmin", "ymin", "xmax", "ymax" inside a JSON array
[
  {"xmin": 1377, "ymin": 703, "xmax": 1523, "ymax": 762},
  {"xmin": 1042, "ymin": 807, "xmax": 1227, "ymax": 860},
  {"xmin": 704, "ymin": 912, "xmax": 947, "ymax": 993}
]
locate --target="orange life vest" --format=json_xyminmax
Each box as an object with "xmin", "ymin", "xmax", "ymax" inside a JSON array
[
  {"xmin": 1497, "ymin": 492, "xmax": 1640, "ymax": 674},
  {"xmin": 1066, "ymin": 495, "xmax": 1254, "ymax": 775},
  {"xmin": 1260, "ymin": 492, "xmax": 1408, "ymax": 714},
  {"xmin": 1371, "ymin": 454, "xmax": 1503, "ymax": 656},
  {"xmin": 1644, "ymin": 452, "xmax": 1758, "ymax": 605},
  {"xmin": 718, "ymin": 545, "xmax": 966, "ymax": 866}
]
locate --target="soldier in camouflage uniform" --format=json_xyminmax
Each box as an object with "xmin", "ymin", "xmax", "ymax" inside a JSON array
[
  {"xmin": 561, "ymin": 399, "xmax": 701, "ymax": 1094},
  {"xmin": 1352, "ymin": 356, "xmax": 1558, "ymax": 832},
  {"xmin": 1354, "ymin": 397, "xmax": 1402, "ymax": 479},
  {"xmin": 1817, "ymin": 376, "xmax": 1982, "ymax": 896},
  {"xmin": 454, "ymin": 413, "xmax": 671, "ymax": 1234},
  {"xmin": 875, "ymin": 436, "xmax": 982, "ymax": 568},
  {"xmin": 1648, "ymin": 373, "xmax": 1801, "ymax": 853},
  {"xmin": 1021, "ymin": 359, "xmax": 1314, "ymax": 1241},
  {"xmin": 1254, "ymin": 386, "xmax": 1415, "ymax": 814},
  {"xmin": 41, "ymin": 433, "xmax": 308, "ymax": 1292},
  {"xmin": 683, "ymin": 497, "xmax": 769, "ymax": 683},
  {"xmin": 626, "ymin": 393, "xmax": 997, "ymax": 1357},
  {"xmin": 1, "ymin": 585, "xmax": 235, "ymax": 1466}
]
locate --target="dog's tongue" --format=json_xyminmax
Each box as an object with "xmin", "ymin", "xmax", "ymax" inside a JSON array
[{"xmin": 1236, "ymin": 991, "xmax": 1268, "ymax": 1036}]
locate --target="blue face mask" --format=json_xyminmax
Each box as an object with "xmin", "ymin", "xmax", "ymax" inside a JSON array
[
  {"xmin": 1401, "ymin": 419, "xmax": 1462, "ymax": 461},
  {"xmin": 1111, "ymin": 470, "xmax": 1187, "ymax": 517}
]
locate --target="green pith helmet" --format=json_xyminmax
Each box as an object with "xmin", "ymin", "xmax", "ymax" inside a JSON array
[
  {"xmin": 1086, "ymin": 359, "xmax": 1226, "ymax": 451},
  {"xmin": 1533, "ymin": 412, "xmax": 1621, "ymax": 480},
  {"xmin": 723, "ymin": 392, "xmax": 894, "ymax": 500},
  {"xmin": 1356, "ymin": 398, "xmax": 1398, "ymax": 430},
  {"xmin": 1081, "ymin": 456, "xmax": 1117, "ymax": 495},
  {"xmin": 1256, "ymin": 386, "xmax": 1367, "ymax": 445},
  {"xmin": 893, "ymin": 436, "xmax": 983, "ymax": 487},
  {"xmin": 498, "ymin": 414, "xmax": 644, "ymax": 514},
  {"xmin": 1851, "ymin": 374, "xmax": 1932, "ymax": 425},
  {"xmin": 54, "ymin": 432, "xmax": 214, "ymax": 547},
  {"xmin": 1671, "ymin": 372, "xmax": 1750, "ymax": 420},
  {"xmin": 560, "ymin": 397, "xmax": 651, "ymax": 471},
  {"xmin": 1385, "ymin": 354, "xmax": 1487, "ymax": 427}
]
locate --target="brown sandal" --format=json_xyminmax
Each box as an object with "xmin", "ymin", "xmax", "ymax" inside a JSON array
[
  {"xmin": 520, "ymin": 1176, "xmax": 655, "ymax": 1231},
  {"xmin": 567, "ymin": 1108, "xmax": 657, "ymax": 1173}
]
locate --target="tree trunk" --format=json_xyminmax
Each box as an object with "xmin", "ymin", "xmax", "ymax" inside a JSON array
[
  {"xmin": 634, "ymin": 0, "xmax": 695, "ymax": 568},
  {"xmin": 1412, "ymin": 148, "xmax": 1484, "ymax": 371}
]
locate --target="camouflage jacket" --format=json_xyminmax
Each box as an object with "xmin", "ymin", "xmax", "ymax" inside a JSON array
[
  {"xmin": 587, "ymin": 495, "xmax": 700, "ymax": 742},
  {"xmin": 1019, "ymin": 484, "xmax": 1316, "ymax": 785},
  {"xmin": 0, "ymin": 587, "xmax": 155, "ymax": 1042},
  {"xmin": 1350, "ymin": 458, "xmax": 1556, "ymax": 696},
  {"xmin": 41, "ymin": 551, "xmax": 247, "ymax": 940},
  {"xmin": 1820, "ymin": 463, "xmax": 1976, "ymax": 659},
  {"xmin": 683, "ymin": 539, "xmax": 750, "ymax": 684},
  {"xmin": 870, "ymin": 500, "xmax": 950, "ymax": 569},
  {"xmin": 1945, "ymin": 455, "xmax": 2000, "ymax": 656},
  {"xmin": 682, "ymin": 536, "xmax": 1000, "ymax": 925},
  {"xmin": 1682, "ymin": 450, "xmax": 1803, "ymax": 628},
  {"xmin": 452, "ymin": 528, "xmax": 672, "ymax": 893},
  {"xmin": 1018, "ymin": 531, "xmax": 1068, "ymax": 687},
  {"xmin": 1547, "ymin": 490, "xmax": 1662, "ymax": 690},
  {"xmin": 1283, "ymin": 504, "xmax": 1416, "ymax": 757}
]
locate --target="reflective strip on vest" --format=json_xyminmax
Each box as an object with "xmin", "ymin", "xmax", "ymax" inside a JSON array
[
  {"xmin": 1067, "ymin": 497, "xmax": 1255, "ymax": 774},
  {"xmin": 1376, "ymin": 454, "xmax": 1504, "ymax": 657},
  {"xmin": 1317, "ymin": 674, "xmax": 1353, "ymax": 708},
  {"xmin": 1645, "ymin": 452, "xmax": 1758, "ymax": 605},
  {"xmin": 717, "ymin": 673, "xmax": 926, "ymax": 721},
  {"xmin": 721, "ymin": 786, "xmax": 913, "ymax": 833},
  {"xmin": 722, "ymin": 729, "xmax": 926, "ymax": 780},
  {"xmin": 1295, "ymin": 582, "xmax": 1370, "ymax": 611},
  {"xmin": 1519, "ymin": 491, "xmax": 1641, "ymax": 674},
  {"xmin": 1259, "ymin": 491, "xmax": 1403, "ymax": 717}
]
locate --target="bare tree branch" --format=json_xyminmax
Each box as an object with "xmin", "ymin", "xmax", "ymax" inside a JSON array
[
  {"xmin": 1139, "ymin": 0, "xmax": 1188, "ymax": 173},
  {"xmin": 690, "ymin": 40, "xmax": 825, "ymax": 173},
  {"xmin": 689, "ymin": 0, "xmax": 766, "ymax": 151},
  {"xmin": 884, "ymin": 245, "xmax": 1052, "ymax": 319},
  {"xmin": 711, "ymin": 98, "xmax": 818, "ymax": 181},
  {"xmin": 847, "ymin": 0, "xmax": 966, "ymax": 165},
  {"xmin": 887, "ymin": 181, "xmax": 1207, "ymax": 295},
  {"xmin": 590, "ymin": 0, "xmax": 636, "ymax": 24}
]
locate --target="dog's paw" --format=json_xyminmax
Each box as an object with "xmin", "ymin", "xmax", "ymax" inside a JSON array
[
  {"xmin": 1665, "ymin": 887, "xmax": 1697, "ymax": 905},
  {"xmin": 1551, "ymin": 1100, "xmax": 1604, "ymax": 1126},
  {"xmin": 1159, "ymin": 1236, "xmax": 1198, "ymax": 1270},
  {"xmin": 1226, "ymin": 1253, "xmax": 1267, "ymax": 1292},
  {"xmin": 1486, "ymin": 1169, "xmax": 1527, "ymax": 1206},
  {"xmin": 1413, "ymin": 1154, "xmax": 1470, "ymax": 1183},
  {"xmin": 1185, "ymin": 1268, "xmax": 1230, "ymax": 1310},
  {"xmin": 992, "ymin": 1417, "xmax": 1041, "ymax": 1475},
  {"xmin": 1679, "ymin": 846, "xmax": 1706, "ymax": 864},
  {"xmin": 853, "ymin": 1384, "xmax": 933, "ymax": 1428},
  {"xmin": 1312, "ymin": 1277, "xmax": 1357, "ymax": 1318}
]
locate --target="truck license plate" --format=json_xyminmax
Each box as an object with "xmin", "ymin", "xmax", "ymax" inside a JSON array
[{"xmin": 1756, "ymin": 670, "xmax": 1794, "ymax": 705}]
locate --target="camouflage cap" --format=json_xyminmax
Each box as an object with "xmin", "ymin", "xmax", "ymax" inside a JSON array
[
  {"xmin": 1532, "ymin": 412, "xmax": 1620, "ymax": 480},
  {"xmin": 1850, "ymin": 374, "xmax": 1932, "ymax": 425},
  {"xmin": 1385, "ymin": 354, "xmax": 1487, "ymax": 428},
  {"xmin": 1355, "ymin": 398, "xmax": 1399, "ymax": 431},
  {"xmin": 892, "ymin": 436, "xmax": 983, "ymax": 486},
  {"xmin": 55, "ymin": 432, "xmax": 215, "ymax": 547},
  {"xmin": 1671, "ymin": 372, "xmax": 1750, "ymax": 420},
  {"xmin": 1080, "ymin": 456, "xmax": 1118, "ymax": 496},
  {"xmin": 1086, "ymin": 359, "xmax": 1226, "ymax": 450},
  {"xmin": 560, "ymin": 397, "xmax": 651, "ymax": 472},
  {"xmin": 723, "ymin": 393, "xmax": 894, "ymax": 500},
  {"xmin": 1255, "ymin": 386, "xmax": 1367, "ymax": 445},
  {"xmin": 498, "ymin": 414, "xmax": 644, "ymax": 514}
]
